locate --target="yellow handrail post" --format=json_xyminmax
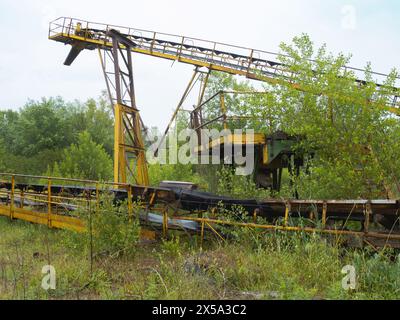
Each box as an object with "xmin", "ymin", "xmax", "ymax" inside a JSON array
[
  {"xmin": 364, "ymin": 202, "xmax": 371, "ymax": 233},
  {"xmin": 220, "ymin": 93, "xmax": 228, "ymax": 130},
  {"xmin": 253, "ymin": 208, "xmax": 258, "ymax": 223},
  {"xmin": 95, "ymin": 183, "xmax": 100, "ymax": 213},
  {"xmin": 162, "ymin": 208, "xmax": 168, "ymax": 239},
  {"xmin": 284, "ymin": 201, "xmax": 291, "ymax": 226},
  {"xmin": 47, "ymin": 178, "xmax": 52, "ymax": 228},
  {"xmin": 200, "ymin": 220, "xmax": 205, "ymax": 249},
  {"xmin": 10, "ymin": 175, "xmax": 15, "ymax": 219},
  {"xmin": 211, "ymin": 207, "xmax": 216, "ymax": 219},
  {"xmin": 322, "ymin": 201, "xmax": 327, "ymax": 229}
]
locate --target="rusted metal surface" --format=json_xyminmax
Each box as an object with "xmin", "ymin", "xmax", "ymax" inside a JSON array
[
  {"xmin": 1, "ymin": 173, "xmax": 400, "ymax": 248},
  {"xmin": 48, "ymin": 17, "xmax": 400, "ymax": 113}
]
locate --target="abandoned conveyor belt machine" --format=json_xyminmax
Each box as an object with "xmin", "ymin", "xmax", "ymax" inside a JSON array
[
  {"xmin": 1, "ymin": 171, "xmax": 400, "ymax": 248},
  {"xmin": 1, "ymin": 17, "xmax": 400, "ymax": 248}
]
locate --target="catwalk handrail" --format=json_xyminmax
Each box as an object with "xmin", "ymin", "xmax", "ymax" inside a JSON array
[{"xmin": 49, "ymin": 17, "xmax": 400, "ymax": 114}]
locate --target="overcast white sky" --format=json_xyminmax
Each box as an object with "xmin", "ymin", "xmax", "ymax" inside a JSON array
[{"xmin": 0, "ymin": 0, "xmax": 399, "ymax": 129}]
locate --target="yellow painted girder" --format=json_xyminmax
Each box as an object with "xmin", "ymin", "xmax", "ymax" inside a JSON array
[
  {"xmin": 49, "ymin": 33, "xmax": 400, "ymax": 116},
  {"xmin": 0, "ymin": 205, "xmax": 85, "ymax": 232},
  {"xmin": 195, "ymin": 133, "xmax": 266, "ymax": 153}
]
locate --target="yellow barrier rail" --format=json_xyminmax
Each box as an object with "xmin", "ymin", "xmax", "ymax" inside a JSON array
[
  {"xmin": 1, "ymin": 172, "xmax": 400, "ymax": 248},
  {"xmin": 0, "ymin": 173, "xmax": 132, "ymax": 232}
]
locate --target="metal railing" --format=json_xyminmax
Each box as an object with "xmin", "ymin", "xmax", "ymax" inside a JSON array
[
  {"xmin": 49, "ymin": 17, "xmax": 400, "ymax": 111},
  {"xmin": 0, "ymin": 173, "xmax": 134, "ymax": 232},
  {"xmin": 190, "ymin": 90, "xmax": 274, "ymax": 132},
  {"xmin": 1, "ymin": 172, "xmax": 400, "ymax": 247}
]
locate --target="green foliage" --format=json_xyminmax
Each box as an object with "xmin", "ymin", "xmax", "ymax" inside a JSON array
[
  {"xmin": 46, "ymin": 131, "xmax": 112, "ymax": 181},
  {"xmin": 147, "ymin": 112, "xmax": 208, "ymax": 188},
  {"xmin": 1, "ymin": 94, "xmax": 114, "ymax": 177},
  {"xmin": 200, "ymin": 34, "xmax": 400, "ymax": 199},
  {"xmin": 2, "ymin": 215, "xmax": 400, "ymax": 300},
  {"xmin": 2, "ymin": 32, "xmax": 400, "ymax": 301},
  {"xmin": 13, "ymin": 97, "xmax": 73, "ymax": 156},
  {"xmin": 66, "ymin": 95, "xmax": 114, "ymax": 155},
  {"xmin": 351, "ymin": 251, "xmax": 400, "ymax": 298},
  {"xmin": 160, "ymin": 236, "xmax": 184, "ymax": 257},
  {"xmin": 216, "ymin": 165, "xmax": 270, "ymax": 199},
  {"xmin": 1, "ymin": 33, "xmax": 399, "ymax": 200},
  {"xmin": 61, "ymin": 193, "xmax": 141, "ymax": 259},
  {"xmin": 0, "ymin": 139, "xmax": 7, "ymax": 172},
  {"xmin": 0, "ymin": 110, "xmax": 19, "ymax": 149},
  {"xmin": 202, "ymin": 73, "xmax": 257, "ymax": 131},
  {"xmin": 270, "ymin": 34, "xmax": 400, "ymax": 199},
  {"xmin": 86, "ymin": 194, "xmax": 141, "ymax": 257},
  {"xmin": 148, "ymin": 162, "xmax": 205, "ymax": 187}
]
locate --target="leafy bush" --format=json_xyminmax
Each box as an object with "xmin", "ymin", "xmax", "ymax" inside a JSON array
[
  {"xmin": 72, "ymin": 193, "xmax": 141, "ymax": 258},
  {"xmin": 45, "ymin": 131, "xmax": 113, "ymax": 181}
]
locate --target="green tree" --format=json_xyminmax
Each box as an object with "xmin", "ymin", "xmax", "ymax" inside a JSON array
[
  {"xmin": 199, "ymin": 34, "xmax": 400, "ymax": 199},
  {"xmin": 0, "ymin": 139, "xmax": 7, "ymax": 172},
  {"xmin": 67, "ymin": 94, "xmax": 114, "ymax": 155},
  {"xmin": 148, "ymin": 163, "xmax": 205, "ymax": 187},
  {"xmin": 0, "ymin": 110, "xmax": 19, "ymax": 151},
  {"xmin": 202, "ymin": 72, "xmax": 256, "ymax": 131},
  {"xmin": 1, "ymin": 94, "xmax": 114, "ymax": 176},
  {"xmin": 13, "ymin": 97, "xmax": 73, "ymax": 156},
  {"xmin": 263, "ymin": 34, "xmax": 400, "ymax": 198},
  {"xmin": 46, "ymin": 131, "xmax": 113, "ymax": 181}
]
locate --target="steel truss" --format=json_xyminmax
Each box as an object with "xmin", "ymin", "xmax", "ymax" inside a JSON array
[
  {"xmin": 49, "ymin": 17, "xmax": 400, "ymax": 115},
  {"xmin": 98, "ymin": 29, "xmax": 148, "ymax": 185}
]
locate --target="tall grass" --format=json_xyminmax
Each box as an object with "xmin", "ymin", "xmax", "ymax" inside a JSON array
[{"xmin": 0, "ymin": 207, "xmax": 400, "ymax": 299}]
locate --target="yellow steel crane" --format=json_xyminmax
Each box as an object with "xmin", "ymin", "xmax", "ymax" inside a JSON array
[{"xmin": 48, "ymin": 17, "xmax": 400, "ymax": 186}]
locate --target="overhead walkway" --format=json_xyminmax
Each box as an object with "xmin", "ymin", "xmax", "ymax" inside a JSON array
[{"xmin": 49, "ymin": 17, "xmax": 400, "ymax": 115}]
